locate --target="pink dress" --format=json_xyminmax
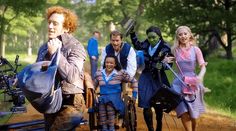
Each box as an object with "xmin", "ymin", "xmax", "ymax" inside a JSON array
[{"xmin": 172, "ymin": 46, "xmax": 207, "ymax": 118}]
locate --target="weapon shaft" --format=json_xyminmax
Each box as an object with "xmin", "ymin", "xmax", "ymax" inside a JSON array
[{"xmin": 162, "ymin": 62, "xmax": 187, "ymax": 86}]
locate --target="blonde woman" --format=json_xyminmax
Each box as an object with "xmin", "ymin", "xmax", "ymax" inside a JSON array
[{"xmin": 171, "ymin": 26, "xmax": 207, "ymax": 131}]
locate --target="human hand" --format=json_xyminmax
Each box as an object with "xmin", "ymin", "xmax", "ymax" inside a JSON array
[
  {"xmin": 129, "ymin": 25, "xmax": 135, "ymax": 34},
  {"xmin": 91, "ymin": 56, "xmax": 97, "ymax": 60},
  {"xmin": 162, "ymin": 56, "xmax": 175, "ymax": 63},
  {"xmin": 12, "ymin": 78, "xmax": 18, "ymax": 86},
  {"xmin": 47, "ymin": 38, "xmax": 62, "ymax": 55},
  {"xmin": 131, "ymin": 97, "xmax": 137, "ymax": 103},
  {"xmin": 196, "ymin": 75, "xmax": 203, "ymax": 83}
]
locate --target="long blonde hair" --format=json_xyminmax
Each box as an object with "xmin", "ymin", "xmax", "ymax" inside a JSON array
[{"xmin": 171, "ymin": 26, "xmax": 196, "ymax": 55}]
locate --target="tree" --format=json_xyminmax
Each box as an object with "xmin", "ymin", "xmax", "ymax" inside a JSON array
[
  {"xmin": 73, "ymin": 0, "xmax": 143, "ymax": 45},
  {"xmin": 145, "ymin": 0, "xmax": 236, "ymax": 59},
  {"xmin": 69, "ymin": 0, "xmax": 235, "ymax": 59},
  {"xmin": 0, "ymin": 0, "xmax": 47, "ymax": 57}
]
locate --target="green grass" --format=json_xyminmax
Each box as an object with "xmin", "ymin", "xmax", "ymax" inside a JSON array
[
  {"xmin": 165, "ymin": 56, "xmax": 236, "ymax": 119},
  {"xmin": 4, "ymin": 53, "xmax": 37, "ymax": 71},
  {"xmin": 0, "ymin": 53, "xmax": 36, "ymax": 124},
  {"xmin": 1, "ymin": 52, "xmax": 236, "ymax": 121},
  {"xmin": 203, "ymin": 57, "xmax": 236, "ymax": 119}
]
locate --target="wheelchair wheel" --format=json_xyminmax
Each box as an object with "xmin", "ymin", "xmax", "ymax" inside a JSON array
[
  {"xmin": 123, "ymin": 95, "xmax": 137, "ymax": 131},
  {"xmin": 88, "ymin": 89, "xmax": 99, "ymax": 131},
  {"xmin": 89, "ymin": 111, "xmax": 99, "ymax": 130}
]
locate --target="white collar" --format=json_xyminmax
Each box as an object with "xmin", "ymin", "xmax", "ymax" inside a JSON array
[
  {"xmin": 102, "ymin": 69, "xmax": 118, "ymax": 81},
  {"xmin": 148, "ymin": 40, "xmax": 161, "ymax": 56}
]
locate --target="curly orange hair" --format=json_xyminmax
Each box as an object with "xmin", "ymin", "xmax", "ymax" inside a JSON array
[{"xmin": 47, "ymin": 6, "xmax": 78, "ymax": 33}]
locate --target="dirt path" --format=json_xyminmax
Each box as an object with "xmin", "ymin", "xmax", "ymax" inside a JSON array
[
  {"xmin": 5, "ymin": 103, "xmax": 236, "ymax": 131},
  {"xmin": 5, "ymin": 62, "xmax": 236, "ymax": 131}
]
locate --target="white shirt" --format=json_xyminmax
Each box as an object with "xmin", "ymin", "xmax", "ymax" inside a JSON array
[
  {"xmin": 148, "ymin": 40, "xmax": 160, "ymax": 57},
  {"xmin": 101, "ymin": 69, "xmax": 118, "ymax": 81},
  {"xmin": 101, "ymin": 44, "xmax": 137, "ymax": 77}
]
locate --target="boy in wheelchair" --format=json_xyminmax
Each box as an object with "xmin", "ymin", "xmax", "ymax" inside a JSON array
[{"xmin": 93, "ymin": 54, "xmax": 138, "ymax": 131}]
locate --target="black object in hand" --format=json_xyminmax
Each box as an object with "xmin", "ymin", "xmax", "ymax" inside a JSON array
[{"xmin": 121, "ymin": 18, "xmax": 136, "ymax": 37}]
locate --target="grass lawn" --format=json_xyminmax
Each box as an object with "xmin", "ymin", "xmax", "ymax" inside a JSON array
[
  {"xmin": 1, "ymin": 52, "xmax": 236, "ymax": 120},
  {"xmin": 203, "ymin": 57, "xmax": 236, "ymax": 118}
]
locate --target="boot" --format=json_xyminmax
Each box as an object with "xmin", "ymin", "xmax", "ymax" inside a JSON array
[
  {"xmin": 155, "ymin": 106, "xmax": 163, "ymax": 131},
  {"xmin": 143, "ymin": 108, "xmax": 154, "ymax": 131}
]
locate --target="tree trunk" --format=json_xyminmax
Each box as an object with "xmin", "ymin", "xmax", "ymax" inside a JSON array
[
  {"xmin": 133, "ymin": 0, "xmax": 146, "ymax": 32},
  {"xmin": 0, "ymin": 20, "xmax": 5, "ymax": 57},
  {"xmin": 28, "ymin": 38, "xmax": 32, "ymax": 56},
  {"xmin": 225, "ymin": 29, "xmax": 233, "ymax": 59},
  {"xmin": 213, "ymin": 29, "xmax": 233, "ymax": 60},
  {"xmin": 224, "ymin": 0, "xmax": 233, "ymax": 59},
  {"xmin": 225, "ymin": 45, "xmax": 232, "ymax": 59},
  {"xmin": 0, "ymin": 33, "xmax": 6, "ymax": 57}
]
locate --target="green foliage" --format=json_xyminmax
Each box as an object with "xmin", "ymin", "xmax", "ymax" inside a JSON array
[
  {"xmin": 0, "ymin": 0, "xmax": 47, "ymax": 56},
  {"xmin": 146, "ymin": 0, "xmax": 233, "ymax": 32},
  {"xmin": 204, "ymin": 57, "xmax": 236, "ymax": 117},
  {"xmin": 9, "ymin": 15, "xmax": 44, "ymax": 37},
  {"xmin": 0, "ymin": 0, "xmax": 236, "ymax": 119},
  {"xmin": 165, "ymin": 55, "xmax": 236, "ymax": 118},
  {"xmin": 0, "ymin": 1, "xmax": 46, "ymax": 33},
  {"xmin": 74, "ymin": 0, "xmax": 141, "ymax": 45},
  {"xmin": 0, "ymin": 0, "xmax": 47, "ymax": 16},
  {"xmin": 5, "ymin": 53, "xmax": 37, "ymax": 71},
  {"xmin": 145, "ymin": 0, "xmax": 236, "ymax": 59},
  {"xmin": 0, "ymin": 52, "xmax": 34, "ymax": 124},
  {"xmin": 47, "ymin": 0, "xmax": 60, "ymax": 4}
]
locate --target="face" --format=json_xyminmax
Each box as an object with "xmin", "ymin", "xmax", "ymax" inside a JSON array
[
  {"xmin": 110, "ymin": 35, "xmax": 122, "ymax": 52},
  {"xmin": 94, "ymin": 32, "xmax": 100, "ymax": 39},
  {"xmin": 105, "ymin": 57, "xmax": 116, "ymax": 73},
  {"xmin": 177, "ymin": 28, "xmax": 191, "ymax": 45},
  {"xmin": 147, "ymin": 32, "xmax": 159, "ymax": 46},
  {"xmin": 48, "ymin": 13, "xmax": 67, "ymax": 39}
]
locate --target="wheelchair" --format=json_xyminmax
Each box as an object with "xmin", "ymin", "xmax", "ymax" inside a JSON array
[{"xmin": 88, "ymin": 89, "xmax": 137, "ymax": 131}]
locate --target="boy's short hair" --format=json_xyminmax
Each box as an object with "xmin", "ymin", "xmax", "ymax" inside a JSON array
[{"xmin": 110, "ymin": 30, "xmax": 123, "ymax": 39}]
